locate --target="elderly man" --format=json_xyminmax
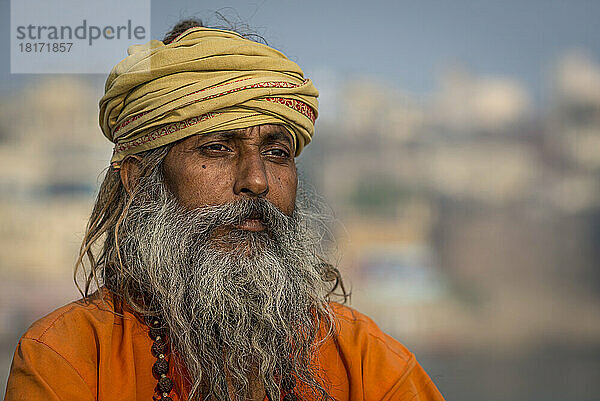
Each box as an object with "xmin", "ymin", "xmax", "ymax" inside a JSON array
[{"xmin": 5, "ymin": 20, "xmax": 445, "ymax": 401}]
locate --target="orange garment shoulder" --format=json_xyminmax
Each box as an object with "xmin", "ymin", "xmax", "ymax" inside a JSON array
[
  {"xmin": 5, "ymin": 291, "xmax": 445, "ymax": 401},
  {"xmin": 320, "ymin": 303, "xmax": 444, "ymax": 401},
  {"xmin": 4, "ymin": 291, "xmax": 161, "ymax": 401}
]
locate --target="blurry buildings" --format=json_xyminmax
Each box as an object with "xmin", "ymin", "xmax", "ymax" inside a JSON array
[{"xmin": 300, "ymin": 52, "xmax": 600, "ymax": 401}]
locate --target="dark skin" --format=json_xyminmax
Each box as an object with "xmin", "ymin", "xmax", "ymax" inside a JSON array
[
  {"xmin": 120, "ymin": 123, "xmax": 298, "ymax": 217},
  {"xmin": 120, "ymin": 124, "xmax": 297, "ymax": 400}
]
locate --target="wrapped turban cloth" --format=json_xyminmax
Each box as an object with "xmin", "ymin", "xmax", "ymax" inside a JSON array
[{"xmin": 99, "ymin": 27, "xmax": 319, "ymax": 168}]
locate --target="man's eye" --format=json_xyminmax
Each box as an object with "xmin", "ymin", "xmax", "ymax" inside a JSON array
[
  {"xmin": 202, "ymin": 143, "xmax": 230, "ymax": 152},
  {"xmin": 264, "ymin": 148, "xmax": 289, "ymax": 157}
]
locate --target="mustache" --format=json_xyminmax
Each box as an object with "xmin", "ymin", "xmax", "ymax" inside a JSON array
[{"xmin": 176, "ymin": 197, "xmax": 294, "ymax": 236}]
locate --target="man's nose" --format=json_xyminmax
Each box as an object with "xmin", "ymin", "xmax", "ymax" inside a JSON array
[{"xmin": 233, "ymin": 151, "xmax": 269, "ymax": 197}]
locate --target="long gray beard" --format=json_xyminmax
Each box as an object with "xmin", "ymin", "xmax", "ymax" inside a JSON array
[{"xmin": 118, "ymin": 173, "xmax": 335, "ymax": 401}]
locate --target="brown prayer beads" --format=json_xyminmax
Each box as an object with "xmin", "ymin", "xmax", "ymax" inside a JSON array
[
  {"xmin": 152, "ymin": 358, "xmax": 169, "ymax": 376},
  {"xmin": 147, "ymin": 315, "xmax": 301, "ymax": 400},
  {"xmin": 148, "ymin": 316, "xmax": 173, "ymax": 401},
  {"xmin": 158, "ymin": 376, "xmax": 174, "ymax": 393},
  {"xmin": 151, "ymin": 339, "xmax": 169, "ymax": 356}
]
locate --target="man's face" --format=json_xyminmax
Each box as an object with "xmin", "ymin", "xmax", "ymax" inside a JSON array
[
  {"xmin": 161, "ymin": 124, "xmax": 298, "ymax": 223},
  {"xmin": 118, "ymin": 123, "xmax": 334, "ymax": 400}
]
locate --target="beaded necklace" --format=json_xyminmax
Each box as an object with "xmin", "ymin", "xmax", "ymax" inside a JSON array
[
  {"xmin": 147, "ymin": 317, "xmax": 298, "ymax": 401},
  {"xmin": 148, "ymin": 316, "xmax": 174, "ymax": 400}
]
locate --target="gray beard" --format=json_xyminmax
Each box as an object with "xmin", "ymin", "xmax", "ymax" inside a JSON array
[{"xmin": 118, "ymin": 172, "xmax": 335, "ymax": 401}]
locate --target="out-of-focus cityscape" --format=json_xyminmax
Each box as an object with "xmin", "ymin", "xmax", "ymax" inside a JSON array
[{"xmin": 2, "ymin": 10, "xmax": 600, "ymax": 401}]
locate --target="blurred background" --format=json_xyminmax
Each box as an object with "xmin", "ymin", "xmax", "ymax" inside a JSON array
[{"xmin": 1, "ymin": 1, "xmax": 600, "ymax": 400}]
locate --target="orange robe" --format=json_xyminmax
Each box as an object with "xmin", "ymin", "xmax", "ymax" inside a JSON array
[{"xmin": 5, "ymin": 290, "xmax": 445, "ymax": 401}]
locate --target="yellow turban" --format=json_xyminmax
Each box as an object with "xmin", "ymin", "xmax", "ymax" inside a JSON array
[{"xmin": 99, "ymin": 27, "xmax": 319, "ymax": 168}]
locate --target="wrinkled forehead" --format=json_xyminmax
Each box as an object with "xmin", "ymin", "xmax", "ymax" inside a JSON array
[{"xmin": 186, "ymin": 124, "xmax": 295, "ymax": 150}]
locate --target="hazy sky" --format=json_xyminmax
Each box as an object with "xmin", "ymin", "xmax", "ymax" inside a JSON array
[{"xmin": 2, "ymin": 0, "xmax": 600, "ymax": 101}]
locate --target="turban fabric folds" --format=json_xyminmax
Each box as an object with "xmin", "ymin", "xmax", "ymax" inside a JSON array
[{"xmin": 99, "ymin": 27, "xmax": 319, "ymax": 168}]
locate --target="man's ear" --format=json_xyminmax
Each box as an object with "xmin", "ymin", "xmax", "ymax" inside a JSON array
[{"xmin": 120, "ymin": 155, "xmax": 143, "ymax": 195}]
